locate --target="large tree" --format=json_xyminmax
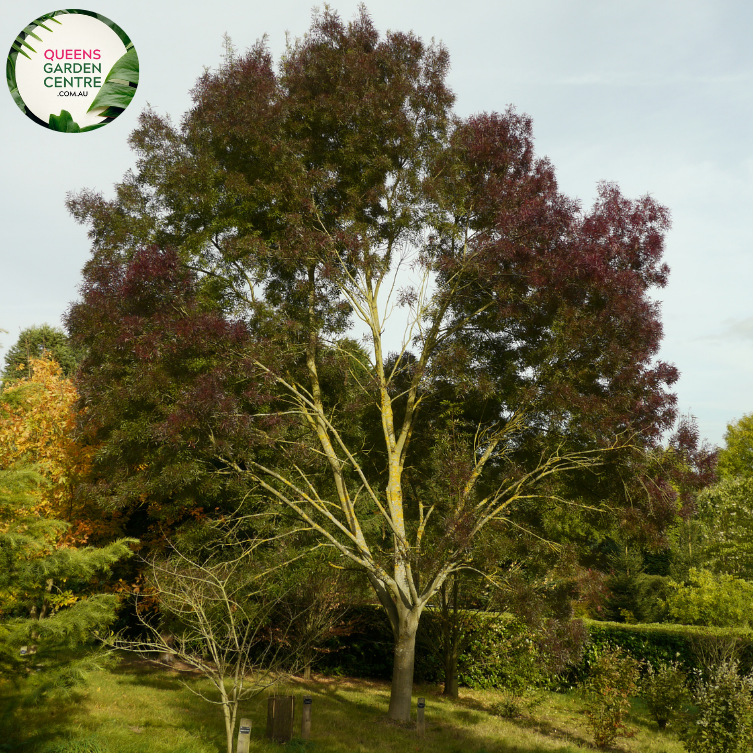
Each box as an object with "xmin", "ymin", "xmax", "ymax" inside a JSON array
[
  {"xmin": 67, "ymin": 8, "xmax": 679, "ymax": 719},
  {"xmin": 1, "ymin": 324, "xmax": 80, "ymax": 385}
]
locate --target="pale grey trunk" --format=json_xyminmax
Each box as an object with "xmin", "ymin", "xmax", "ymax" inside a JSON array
[{"xmin": 387, "ymin": 606, "xmax": 420, "ymax": 721}]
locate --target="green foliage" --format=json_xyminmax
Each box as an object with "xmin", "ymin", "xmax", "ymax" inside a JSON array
[
  {"xmin": 576, "ymin": 624, "xmax": 690, "ymax": 683},
  {"xmin": 666, "ymin": 569, "xmax": 753, "ymax": 628},
  {"xmin": 88, "ymin": 48, "xmax": 139, "ymax": 114},
  {"xmin": 574, "ymin": 621, "xmax": 753, "ymax": 684},
  {"xmin": 457, "ymin": 617, "xmax": 544, "ymax": 693},
  {"xmin": 680, "ymin": 661, "xmax": 753, "ymax": 753},
  {"xmin": 47, "ymin": 111, "xmax": 106, "ymax": 133},
  {"xmin": 1, "ymin": 324, "xmax": 80, "ymax": 385},
  {"xmin": 635, "ymin": 574, "xmax": 675, "ymax": 623},
  {"xmin": 49, "ymin": 109, "xmax": 81, "ymax": 132},
  {"xmin": 717, "ymin": 413, "xmax": 753, "ymax": 480},
  {"xmin": 669, "ymin": 517, "xmax": 710, "ymax": 582},
  {"xmin": 0, "ymin": 465, "xmax": 134, "ymax": 691},
  {"xmin": 580, "ymin": 646, "xmax": 640, "ymax": 748},
  {"xmin": 641, "ymin": 661, "xmax": 691, "ymax": 729},
  {"xmin": 695, "ymin": 478, "xmax": 753, "ymax": 579}
]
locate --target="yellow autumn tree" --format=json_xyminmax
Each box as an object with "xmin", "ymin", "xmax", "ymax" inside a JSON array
[{"xmin": 0, "ymin": 355, "xmax": 103, "ymax": 543}]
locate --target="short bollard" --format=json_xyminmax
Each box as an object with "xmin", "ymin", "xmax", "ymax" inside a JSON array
[
  {"xmin": 302, "ymin": 695, "xmax": 312, "ymax": 740},
  {"xmin": 236, "ymin": 718, "xmax": 251, "ymax": 753},
  {"xmin": 417, "ymin": 697, "xmax": 425, "ymax": 736}
]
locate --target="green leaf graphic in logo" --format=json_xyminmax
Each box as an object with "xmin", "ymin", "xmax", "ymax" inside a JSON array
[
  {"xmin": 7, "ymin": 13, "xmax": 63, "ymax": 115},
  {"xmin": 49, "ymin": 109, "xmax": 80, "ymax": 132},
  {"xmin": 88, "ymin": 47, "xmax": 139, "ymax": 116},
  {"xmin": 48, "ymin": 109, "xmax": 107, "ymax": 133}
]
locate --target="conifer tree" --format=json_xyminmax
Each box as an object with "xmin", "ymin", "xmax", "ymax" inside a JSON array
[{"xmin": 0, "ymin": 465, "xmax": 133, "ymax": 690}]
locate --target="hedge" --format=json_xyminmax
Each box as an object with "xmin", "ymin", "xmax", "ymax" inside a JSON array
[
  {"xmin": 570, "ymin": 620, "xmax": 753, "ymax": 684},
  {"xmin": 314, "ymin": 606, "xmax": 753, "ymax": 690}
]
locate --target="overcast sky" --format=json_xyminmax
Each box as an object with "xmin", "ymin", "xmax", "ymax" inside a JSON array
[{"xmin": 2, "ymin": 0, "xmax": 751, "ymax": 447}]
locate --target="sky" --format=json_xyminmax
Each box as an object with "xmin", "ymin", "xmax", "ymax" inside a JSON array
[{"xmin": 1, "ymin": 0, "xmax": 751, "ymax": 448}]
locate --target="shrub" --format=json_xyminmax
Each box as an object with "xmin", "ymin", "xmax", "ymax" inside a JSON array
[
  {"xmin": 680, "ymin": 660, "xmax": 753, "ymax": 753},
  {"xmin": 581, "ymin": 646, "xmax": 640, "ymax": 748},
  {"xmin": 641, "ymin": 660, "xmax": 690, "ymax": 729},
  {"xmin": 458, "ymin": 617, "xmax": 542, "ymax": 693},
  {"xmin": 490, "ymin": 689, "xmax": 541, "ymax": 719},
  {"xmin": 667, "ymin": 569, "xmax": 753, "ymax": 628}
]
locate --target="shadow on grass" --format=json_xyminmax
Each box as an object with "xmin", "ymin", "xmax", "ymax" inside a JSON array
[
  {"xmin": 227, "ymin": 677, "xmax": 592, "ymax": 753},
  {"xmin": 0, "ymin": 684, "xmax": 95, "ymax": 753},
  {"xmin": 430, "ymin": 687, "xmax": 590, "ymax": 751},
  {"xmin": 3, "ymin": 664, "xmax": 673, "ymax": 753}
]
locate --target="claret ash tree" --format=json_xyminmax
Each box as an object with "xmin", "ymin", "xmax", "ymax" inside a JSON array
[{"xmin": 67, "ymin": 7, "xmax": 679, "ymax": 720}]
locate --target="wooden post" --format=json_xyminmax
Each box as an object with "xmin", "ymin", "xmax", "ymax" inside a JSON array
[
  {"xmin": 301, "ymin": 695, "xmax": 312, "ymax": 740},
  {"xmin": 266, "ymin": 696, "xmax": 295, "ymax": 743},
  {"xmin": 236, "ymin": 718, "xmax": 251, "ymax": 753},
  {"xmin": 417, "ymin": 697, "xmax": 425, "ymax": 736}
]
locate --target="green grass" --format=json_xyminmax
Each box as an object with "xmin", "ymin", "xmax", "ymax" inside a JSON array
[{"xmin": 0, "ymin": 659, "xmax": 687, "ymax": 753}]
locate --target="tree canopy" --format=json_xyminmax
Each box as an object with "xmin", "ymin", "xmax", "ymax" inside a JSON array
[
  {"xmin": 717, "ymin": 413, "xmax": 753, "ymax": 480},
  {"xmin": 66, "ymin": 7, "xmax": 680, "ymax": 720},
  {"xmin": 1, "ymin": 325, "xmax": 80, "ymax": 386}
]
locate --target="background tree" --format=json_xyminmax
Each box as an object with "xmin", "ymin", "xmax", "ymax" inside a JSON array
[
  {"xmin": 67, "ymin": 8, "xmax": 679, "ymax": 720},
  {"xmin": 1, "ymin": 324, "xmax": 80, "ymax": 385},
  {"xmin": 716, "ymin": 413, "xmax": 753, "ymax": 481},
  {"xmin": 694, "ymin": 477, "xmax": 753, "ymax": 579},
  {"xmin": 592, "ymin": 415, "xmax": 717, "ymax": 622},
  {"xmin": 0, "ymin": 355, "xmax": 107, "ymax": 546},
  {"xmin": 64, "ymin": 246, "xmax": 269, "ymax": 547},
  {"xmin": 0, "ymin": 465, "xmax": 133, "ymax": 695}
]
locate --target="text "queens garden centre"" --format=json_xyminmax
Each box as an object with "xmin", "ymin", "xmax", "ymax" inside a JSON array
[{"xmin": 43, "ymin": 49, "xmax": 102, "ymax": 88}]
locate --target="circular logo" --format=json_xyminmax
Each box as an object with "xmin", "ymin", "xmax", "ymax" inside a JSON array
[{"xmin": 7, "ymin": 10, "xmax": 138, "ymax": 132}]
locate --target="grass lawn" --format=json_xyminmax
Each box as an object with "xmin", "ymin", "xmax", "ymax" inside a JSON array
[{"xmin": 0, "ymin": 660, "xmax": 686, "ymax": 753}]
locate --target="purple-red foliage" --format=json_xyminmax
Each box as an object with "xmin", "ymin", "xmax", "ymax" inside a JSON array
[
  {"xmin": 429, "ymin": 109, "xmax": 677, "ymax": 447},
  {"xmin": 65, "ymin": 246, "xmax": 281, "ymax": 531}
]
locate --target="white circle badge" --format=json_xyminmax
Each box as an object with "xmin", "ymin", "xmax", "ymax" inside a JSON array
[{"xmin": 7, "ymin": 10, "xmax": 138, "ymax": 132}]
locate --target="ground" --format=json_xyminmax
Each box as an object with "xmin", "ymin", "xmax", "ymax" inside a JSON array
[{"xmin": 0, "ymin": 659, "xmax": 687, "ymax": 753}]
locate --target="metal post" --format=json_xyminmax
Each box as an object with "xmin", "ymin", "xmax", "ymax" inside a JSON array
[
  {"xmin": 301, "ymin": 695, "xmax": 312, "ymax": 740},
  {"xmin": 417, "ymin": 697, "xmax": 425, "ymax": 736}
]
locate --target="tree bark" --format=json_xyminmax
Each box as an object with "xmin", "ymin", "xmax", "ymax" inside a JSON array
[
  {"xmin": 441, "ymin": 576, "xmax": 460, "ymax": 697},
  {"xmin": 443, "ymin": 648, "xmax": 459, "ymax": 698},
  {"xmin": 388, "ymin": 607, "xmax": 420, "ymax": 721}
]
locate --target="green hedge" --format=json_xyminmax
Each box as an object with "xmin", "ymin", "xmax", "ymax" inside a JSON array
[
  {"xmin": 563, "ymin": 620, "xmax": 753, "ymax": 688},
  {"xmin": 315, "ymin": 606, "xmax": 753, "ymax": 690}
]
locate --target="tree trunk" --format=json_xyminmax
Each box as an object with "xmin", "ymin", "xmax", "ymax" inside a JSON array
[
  {"xmin": 443, "ymin": 651, "xmax": 459, "ymax": 697},
  {"xmin": 388, "ymin": 608, "xmax": 420, "ymax": 721},
  {"xmin": 441, "ymin": 576, "xmax": 460, "ymax": 698},
  {"xmin": 220, "ymin": 686, "xmax": 234, "ymax": 753}
]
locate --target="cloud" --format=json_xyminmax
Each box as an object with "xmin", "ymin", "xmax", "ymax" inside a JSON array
[{"xmin": 716, "ymin": 317, "xmax": 753, "ymax": 342}]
